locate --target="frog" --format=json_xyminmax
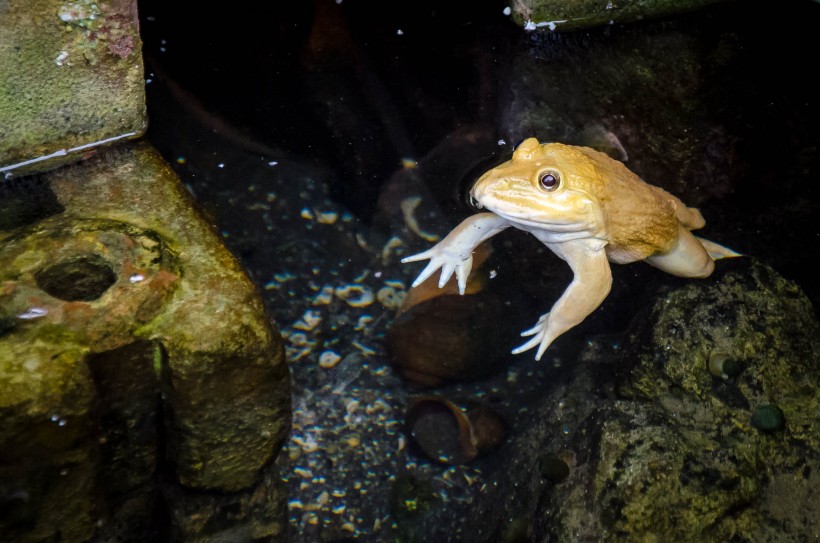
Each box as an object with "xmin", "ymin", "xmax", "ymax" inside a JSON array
[{"xmin": 402, "ymin": 137, "xmax": 740, "ymax": 360}]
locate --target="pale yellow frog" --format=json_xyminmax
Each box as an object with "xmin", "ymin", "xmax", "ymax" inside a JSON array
[{"xmin": 403, "ymin": 137, "xmax": 740, "ymax": 360}]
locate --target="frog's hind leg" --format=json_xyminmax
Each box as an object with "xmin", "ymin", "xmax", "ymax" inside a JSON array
[
  {"xmin": 664, "ymin": 193, "xmax": 741, "ymax": 260},
  {"xmin": 645, "ymin": 224, "xmax": 728, "ymax": 278},
  {"xmin": 669, "ymin": 195, "xmax": 706, "ymax": 230}
]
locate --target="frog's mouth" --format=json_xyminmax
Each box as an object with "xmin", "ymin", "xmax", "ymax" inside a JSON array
[{"xmin": 471, "ymin": 180, "xmax": 590, "ymax": 231}]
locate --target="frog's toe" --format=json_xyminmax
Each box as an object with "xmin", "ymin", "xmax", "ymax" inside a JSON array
[
  {"xmin": 520, "ymin": 313, "xmax": 549, "ymax": 337},
  {"xmin": 410, "ymin": 259, "xmax": 442, "ymax": 288},
  {"xmin": 511, "ymin": 334, "xmax": 542, "ymax": 356},
  {"xmin": 401, "ymin": 249, "xmax": 434, "ymax": 264},
  {"xmin": 438, "ymin": 261, "xmax": 456, "ymax": 288}
]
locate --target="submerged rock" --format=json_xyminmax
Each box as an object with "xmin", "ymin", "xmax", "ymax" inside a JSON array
[
  {"xmin": 404, "ymin": 396, "xmax": 506, "ymax": 465},
  {"xmin": 0, "ymin": 143, "xmax": 291, "ymax": 542},
  {"xmin": 509, "ymin": 0, "xmax": 731, "ymax": 32},
  {"xmin": 0, "ymin": 0, "xmax": 146, "ymax": 177},
  {"xmin": 410, "ymin": 258, "xmax": 819, "ymax": 542}
]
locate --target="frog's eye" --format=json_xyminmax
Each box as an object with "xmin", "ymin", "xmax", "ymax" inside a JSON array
[{"xmin": 538, "ymin": 171, "xmax": 561, "ymax": 192}]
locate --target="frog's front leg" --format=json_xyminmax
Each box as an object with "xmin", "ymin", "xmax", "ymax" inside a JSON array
[
  {"xmin": 513, "ymin": 238, "xmax": 612, "ymax": 360},
  {"xmin": 402, "ymin": 212, "xmax": 510, "ymax": 294}
]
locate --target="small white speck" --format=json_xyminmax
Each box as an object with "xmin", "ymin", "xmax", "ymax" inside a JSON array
[
  {"xmin": 503, "ymin": 6, "xmax": 511, "ymax": 15},
  {"xmin": 55, "ymin": 51, "xmax": 68, "ymax": 66},
  {"xmin": 524, "ymin": 19, "xmax": 536, "ymax": 31},
  {"xmin": 18, "ymin": 307, "xmax": 48, "ymax": 320},
  {"xmin": 159, "ymin": 47, "xmax": 166, "ymax": 53},
  {"xmin": 489, "ymin": 270, "xmax": 497, "ymax": 279},
  {"xmin": 397, "ymin": 29, "xmax": 404, "ymax": 36},
  {"xmin": 217, "ymin": 163, "xmax": 224, "ymax": 168},
  {"xmin": 606, "ymin": 1, "xmax": 614, "ymax": 9},
  {"xmin": 129, "ymin": 274, "xmax": 145, "ymax": 283},
  {"xmin": 268, "ymin": 160, "xmax": 278, "ymax": 166},
  {"xmin": 497, "ymin": 139, "xmax": 506, "ymax": 146}
]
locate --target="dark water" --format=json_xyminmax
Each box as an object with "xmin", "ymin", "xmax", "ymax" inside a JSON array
[{"xmin": 137, "ymin": 0, "xmax": 820, "ymax": 540}]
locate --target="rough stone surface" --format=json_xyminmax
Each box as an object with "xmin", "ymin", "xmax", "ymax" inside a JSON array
[
  {"xmin": 510, "ymin": 0, "xmax": 731, "ymax": 31},
  {"xmin": 497, "ymin": 15, "xmax": 744, "ymax": 208},
  {"xmin": 0, "ymin": 0, "xmax": 146, "ymax": 178},
  {"xmin": 0, "ymin": 143, "xmax": 291, "ymax": 542},
  {"xmin": 400, "ymin": 258, "xmax": 819, "ymax": 542}
]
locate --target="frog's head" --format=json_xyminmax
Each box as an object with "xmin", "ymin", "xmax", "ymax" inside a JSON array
[{"xmin": 469, "ymin": 138, "xmax": 599, "ymax": 230}]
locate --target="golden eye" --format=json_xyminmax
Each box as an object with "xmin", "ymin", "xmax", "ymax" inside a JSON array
[{"xmin": 538, "ymin": 171, "xmax": 560, "ymax": 192}]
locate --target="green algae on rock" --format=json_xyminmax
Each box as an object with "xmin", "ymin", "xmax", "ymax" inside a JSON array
[
  {"xmin": 0, "ymin": 143, "xmax": 291, "ymax": 542},
  {"xmin": 596, "ymin": 258, "xmax": 820, "ymax": 542},
  {"xmin": 421, "ymin": 259, "xmax": 820, "ymax": 543},
  {"xmin": 510, "ymin": 0, "xmax": 732, "ymax": 32},
  {"xmin": 0, "ymin": 0, "xmax": 146, "ymax": 178}
]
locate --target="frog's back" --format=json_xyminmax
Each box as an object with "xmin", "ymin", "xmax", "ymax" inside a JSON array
[{"xmin": 573, "ymin": 145, "xmax": 680, "ymax": 263}]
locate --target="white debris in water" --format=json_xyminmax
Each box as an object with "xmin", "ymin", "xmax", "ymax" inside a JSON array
[
  {"xmin": 129, "ymin": 274, "xmax": 145, "ymax": 283},
  {"xmin": 524, "ymin": 18, "xmax": 568, "ymax": 31},
  {"xmin": 503, "ymin": 6, "xmax": 511, "ymax": 15},
  {"xmin": 55, "ymin": 51, "xmax": 69, "ymax": 66},
  {"xmin": 18, "ymin": 307, "xmax": 48, "ymax": 320}
]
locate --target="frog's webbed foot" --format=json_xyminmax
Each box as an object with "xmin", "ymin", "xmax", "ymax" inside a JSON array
[
  {"xmin": 401, "ymin": 212, "xmax": 510, "ymax": 295},
  {"xmin": 402, "ymin": 249, "xmax": 473, "ymax": 294},
  {"xmin": 512, "ymin": 312, "xmax": 553, "ymax": 361}
]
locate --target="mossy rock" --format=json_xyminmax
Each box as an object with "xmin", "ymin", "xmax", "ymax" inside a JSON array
[
  {"xmin": 0, "ymin": 143, "xmax": 291, "ymax": 542},
  {"xmin": 0, "ymin": 0, "xmax": 146, "ymax": 177}
]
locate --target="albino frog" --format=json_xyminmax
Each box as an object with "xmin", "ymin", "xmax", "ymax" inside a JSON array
[{"xmin": 403, "ymin": 137, "xmax": 740, "ymax": 360}]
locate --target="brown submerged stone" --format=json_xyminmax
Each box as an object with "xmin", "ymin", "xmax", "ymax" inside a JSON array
[{"xmin": 0, "ymin": 143, "xmax": 291, "ymax": 542}]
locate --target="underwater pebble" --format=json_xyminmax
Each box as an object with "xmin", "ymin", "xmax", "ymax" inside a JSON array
[
  {"xmin": 312, "ymin": 286, "xmax": 334, "ymax": 305},
  {"xmin": 288, "ymin": 333, "xmax": 312, "ymax": 347},
  {"xmin": 335, "ymin": 284, "xmax": 374, "ymax": 307},
  {"xmin": 293, "ymin": 309, "xmax": 322, "ymax": 331},
  {"xmin": 351, "ymin": 340, "xmax": 376, "ymax": 356},
  {"xmin": 751, "ymin": 405, "xmax": 786, "ymax": 431},
  {"xmin": 354, "ymin": 315, "xmax": 374, "ymax": 331},
  {"xmin": 377, "ymin": 286, "xmax": 406, "ymax": 310},
  {"xmin": 319, "ymin": 350, "xmax": 342, "ymax": 368},
  {"xmin": 708, "ymin": 350, "xmax": 741, "ymax": 379},
  {"xmin": 381, "ymin": 236, "xmax": 404, "ymax": 262},
  {"xmin": 400, "ymin": 196, "xmax": 440, "ymax": 242},
  {"xmin": 316, "ymin": 210, "xmax": 338, "ymax": 224}
]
